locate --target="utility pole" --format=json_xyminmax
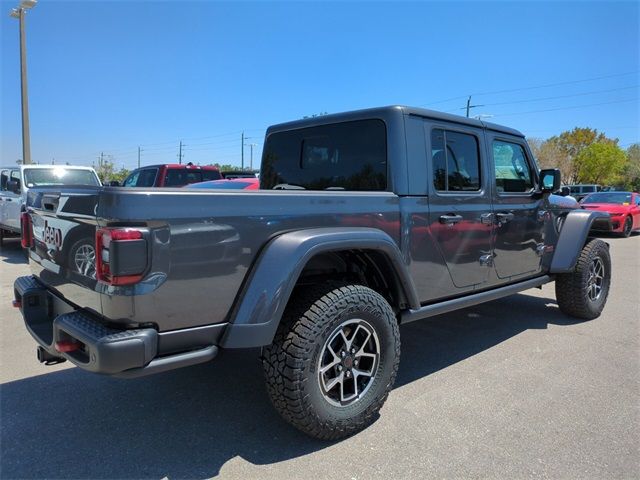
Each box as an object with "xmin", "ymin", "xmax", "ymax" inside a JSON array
[
  {"xmin": 137, "ymin": 146, "xmax": 142, "ymax": 168},
  {"xmin": 178, "ymin": 141, "xmax": 184, "ymax": 164},
  {"xmin": 10, "ymin": 1, "xmax": 37, "ymax": 164},
  {"xmin": 241, "ymin": 132, "xmax": 253, "ymax": 171},
  {"xmin": 465, "ymin": 95, "xmax": 484, "ymax": 118},
  {"xmin": 99, "ymin": 152, "xmax": 104, "ymax": 170},
  {"xmin": 247, "ymin": 143, "xmax": 257, "ymax": 170}
]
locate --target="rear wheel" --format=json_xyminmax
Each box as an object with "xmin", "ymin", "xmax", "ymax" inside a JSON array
[
  {"xmin": 262, "ymin": 284, "xmax": 400, "ymax": 440},
  {"xmin": 555, "ymin": 238, "xmax": 611, "ymax": 320},
  {"xmin": 621, "ymin": 216, "xmax": 633, "ymax": 237}
]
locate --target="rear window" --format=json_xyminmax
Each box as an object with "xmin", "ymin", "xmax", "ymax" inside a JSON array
[
  {"xmin": 164, "ymin": 169, "xmax": 203, "ymax": 187},
  {"xmin": 260, "ymin": 119, "xmax": 387, "ymax": 190},
  {"xmin": 202, "ymin": 169, "xmax": 223, "ymax": 181},
  {"xmin": 23, "ymin": 168, "xmax": 100, "ymax": 187}
]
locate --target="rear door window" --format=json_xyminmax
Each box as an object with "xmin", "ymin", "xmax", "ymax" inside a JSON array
[
  {"xmin": 261, "ymin": 119, "xmax": 387, "ymax": 190},
  {"xmin": 431, "ymin": 129, "xmax": 481, "ymax": 192}
]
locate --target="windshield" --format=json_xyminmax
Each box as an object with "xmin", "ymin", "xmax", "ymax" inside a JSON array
[
  {"xmin": 24, "ymin": 168, "xmax": 100, "ymax": 187},
  {"xmin": 187, "ymin": 180, "xmax": 254, "ymax": 189},
  {"xmin": 582, "ymin": 192, "xmax": 632, "ymax": 204}
]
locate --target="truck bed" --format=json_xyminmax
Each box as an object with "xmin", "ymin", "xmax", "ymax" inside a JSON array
[{"xmin": 26, "ymin": 186, "xmax": 402, "ymax": 331}]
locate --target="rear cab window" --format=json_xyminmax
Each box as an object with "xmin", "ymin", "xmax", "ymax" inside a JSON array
[
  {"xmin": 202, "ymin": 169, "xmax": 223, "ymax": 181},
  {"xmin": 164, "ymin": 169, "xmax": 203, "ymax": 187},
  {"xmin": 261, "ymin": 119, "xmax": 387, "ymax": 190}
]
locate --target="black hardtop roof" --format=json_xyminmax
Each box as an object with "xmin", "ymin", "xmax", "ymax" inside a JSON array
[{"xmin": 267, "ymin": 105, "xmax": 524, "ymax": 138}]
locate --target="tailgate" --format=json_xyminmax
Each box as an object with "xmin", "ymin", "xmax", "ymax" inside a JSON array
[{"xmin": 25, "ymin": 187, "xmax": 103, "ymax": 311}]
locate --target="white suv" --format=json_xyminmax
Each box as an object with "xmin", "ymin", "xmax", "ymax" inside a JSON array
[{"xmin": 0, "ymin": 164, "xmax": 100, "ymax": 245}]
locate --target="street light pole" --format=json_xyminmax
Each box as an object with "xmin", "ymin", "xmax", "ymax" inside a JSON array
[{"xmin": 10, "ymin": 0, "xmax": 37, "ymax": 165}]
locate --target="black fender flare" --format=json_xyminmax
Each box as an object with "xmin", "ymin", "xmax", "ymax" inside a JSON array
[
  {"xmin": 220, "ymin": 227, "xmax": 419, "ymax": 348},
  {"xmin": 550, "ymin": 210, "xmax": 610, "ymax": 273}
]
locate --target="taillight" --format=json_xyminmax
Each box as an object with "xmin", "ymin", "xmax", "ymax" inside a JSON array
[
  {"xmin": 20, "ymin": 212, "xmax": 33, "ymax": 249},
  {"xmin": 95, "ymin": 228, "xmax": 148, "ymax": 285}
]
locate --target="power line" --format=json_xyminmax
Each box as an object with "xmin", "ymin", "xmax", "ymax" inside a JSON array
[
  {"xmin": 492, "ymin": 98, "xmax": 637, "ymax": 118},
  {"xmin": 482, "ymin": 85, "xmax": 638, "ymax": 107},
  {"xmin": 422, "ymin": 70, "xmax": 639, "ymax": 107}
]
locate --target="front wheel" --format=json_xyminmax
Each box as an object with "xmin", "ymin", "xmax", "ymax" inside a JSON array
[
  {"xmin": 555, "ymin": 238, "xmax": 611, "ymax": 320},
  {"xmin": 262, "ymin": 284, "xmax": 400, "ymax": 440},
  {"xmin": 621, "ymin": 216, "xmax": 633, "ymax": 237}
]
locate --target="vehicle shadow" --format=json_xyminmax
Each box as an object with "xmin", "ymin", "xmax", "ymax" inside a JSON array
[
  {"xmin": 0, "ymin": 293, "xmax": 586, "ymax": 479},
  {"xmin": 0, "ymin": 238, "xmax": 27, "ymax": 265}
]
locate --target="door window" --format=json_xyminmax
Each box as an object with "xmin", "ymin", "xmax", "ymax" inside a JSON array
[
  {"xmin": 0, "ymin": 170, "xmax": 9, "ymax": 190},
  {"xmin": 136, "ymin": 168, "xmax": 158, "ymax": 187},
  {"xmin": 431, "ymin": 129, "xmax": 481, "ymax": 192},
  {"xmin": 493, "ymin": 140, "xmax": 534, "ymax": 193},
  {"xmin": 123, "ymin": 171, "xmax": 139, "ymax": 187}
]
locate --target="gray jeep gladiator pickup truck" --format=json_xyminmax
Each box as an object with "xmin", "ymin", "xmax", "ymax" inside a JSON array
[{"xmin": 13, "ymin": 106, "xmax": 611, "ymax": 439}]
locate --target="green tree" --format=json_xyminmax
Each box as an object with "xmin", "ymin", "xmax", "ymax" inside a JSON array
[
  {"xmin": 575, "ymin": 143, "xmax": 627, "ymax": 185},
  {"xmin": 624, "ymin": 143, "xmax": 640, "ymax": 191},
  {"xmin": 94, "ymin": 157, "xmax": 129, "ymax": 184},
  {"xmin": 545, "ymin": 127, "xmax": 618, "ymax": 184}
]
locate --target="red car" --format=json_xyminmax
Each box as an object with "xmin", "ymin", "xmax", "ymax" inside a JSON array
[
  {"xmin": 122, "ymin": 163, "xmax": 222, "ymax": 187},
  {"xmin": 185, "ymin": 177, "xmax": 259, "ymax": 190},
  {"xmin": 580, "ymin": 191, "xmax": 640, "ymax": 237}
]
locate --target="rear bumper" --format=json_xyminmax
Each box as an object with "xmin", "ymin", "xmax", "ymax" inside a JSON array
[{"xmin": 13, "ymin": 276, "xmax": 223, "ymax": 377}]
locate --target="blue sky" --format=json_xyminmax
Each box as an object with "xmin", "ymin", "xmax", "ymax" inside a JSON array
[{"xmin": 1, "ymin": 1, "xmax": 638, "ymax": 171}]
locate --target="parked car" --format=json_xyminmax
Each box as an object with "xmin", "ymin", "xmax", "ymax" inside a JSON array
[
  {"xmin": 580, "ymin": 191, "xmax": 640, "ymax": 237},
  {"xmin": 221, "ymin": 170, "xmax": 258, "ymax": 179},
  {"xmin": 186, "ymin": 178, "xmax": 259, "ymax": 190},
  {"xmin": 568, "ymin": 184, "xmax": 602, "ymax": 201},
  {"xmin": 0, "ymin": 164, "xmax": 100, "ymax": 246},
  {"xmin": 15, "ymin": 106, "xmax": 611, "ymax": 440},
  {"xmin": 121, "ymin": 162, "xmax": 222, "ymax": 187}
]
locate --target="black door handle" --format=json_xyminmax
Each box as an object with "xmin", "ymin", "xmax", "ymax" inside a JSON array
[
  {"xmin": 496, "ymin": 212, "xmax": 514, "ymax": 222},
  {"xmin": 439, "ymin": 214, "xmax": 463, "ymax": 225}
]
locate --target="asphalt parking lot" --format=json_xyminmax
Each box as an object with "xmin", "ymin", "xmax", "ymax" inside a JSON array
[{"xmin": 1, "ymin": 234, "xmax": 638, "ymax": 479}]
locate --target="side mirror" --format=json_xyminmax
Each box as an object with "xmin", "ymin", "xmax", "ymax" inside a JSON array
[
  {"xmin": 539, "ymin": 169, "xmax": 561, "ymax": 193},
  {"xmin": 559, "ymin": 186, "xmax": 571, "ymax": 197},
  {"xmin": 108, "ymin": 180, "xmax": 120, "ymax": 187},
  {"xmin": 7, "ymin": 179, "xmax": 21, "ymax": 194}
]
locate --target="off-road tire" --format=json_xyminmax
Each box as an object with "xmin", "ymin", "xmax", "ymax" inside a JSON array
[
  {"xmin": 262, "ymin": 284, "xmax": 400, "ymax": 440},
  {"xmin": 621, "ymin": 216, "xmax": 633, "ymax": 238},
  {"xmin": 555, "ymin": 238, "xmax": 611, "ymax": 320}
]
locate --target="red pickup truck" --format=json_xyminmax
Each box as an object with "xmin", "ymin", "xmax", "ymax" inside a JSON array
[{"xmin": 121, "ymin": 163, "xmax": 222, "ymax": 187}]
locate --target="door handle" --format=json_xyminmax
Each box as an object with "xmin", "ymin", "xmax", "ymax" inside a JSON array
[
  {"xmin": 439, "ymin": 214, "xmax": 463, "ymax": 225},
  {"xmin": 496, "ymin": 212, "xmax": 514, "ymax": 223}
]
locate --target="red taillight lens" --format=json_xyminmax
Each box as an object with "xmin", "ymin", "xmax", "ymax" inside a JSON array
[
  {"xmin": 96, "ymin": 228, "xmax": 146, "ymax": 286},
  {"xmin": 20, "ymin": 212, "xmax": 32, "ymax": 249}
]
